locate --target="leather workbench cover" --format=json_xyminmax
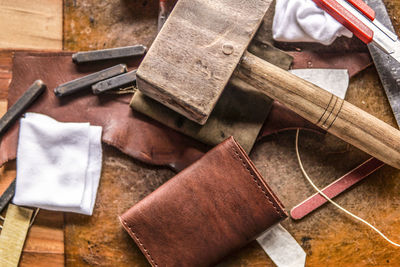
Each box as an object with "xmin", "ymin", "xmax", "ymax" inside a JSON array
[
  {"xmin": 0, "ymin": 51, "xmax": 207, "ymax": 171},
  {"xmin": 0, "ymin": 51, "xmax": 324, "ymax": 172},
  {"xmin": 120, "ymin": 137, "xmax": 287, "ymax": 267}
]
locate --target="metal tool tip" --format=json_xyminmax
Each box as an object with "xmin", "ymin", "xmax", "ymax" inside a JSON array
[
  {"xmin": 72, "ymin": 53, "xmax": 78, "ymax": 63},
  {"xmin": 92, "ymin": 89, "xmax": 101, "ymax": 95},
  {"xmin": 54, "ymin": 88, "xmax": 63, "ymax": 97},
  {"xmin": 34, "ymin": 79, "xmax": 44, "ymax": 86}
]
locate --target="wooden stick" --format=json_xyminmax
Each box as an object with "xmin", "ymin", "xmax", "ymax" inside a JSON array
[{"xmin": 236, "ymin": 51, "xmax": 400, "ymax": 169}]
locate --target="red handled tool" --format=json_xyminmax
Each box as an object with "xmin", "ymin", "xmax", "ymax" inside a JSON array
[{"xmin": 313, "ymin": 0, "xmax": 400, "ymax": 63}]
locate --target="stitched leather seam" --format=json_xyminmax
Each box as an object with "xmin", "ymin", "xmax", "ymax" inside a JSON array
[
  {"xmin": 121, "ymin": 219, "xmax": 158, "ymax": 267},
  {"xmin": 231, "ymin": 146, "xmax": 284, "ymax": 218}
]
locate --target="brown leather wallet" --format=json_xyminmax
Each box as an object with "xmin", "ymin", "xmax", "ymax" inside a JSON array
[{"xmin": 119, "ymin": 137, "xmax": 287, "ymax": 267}]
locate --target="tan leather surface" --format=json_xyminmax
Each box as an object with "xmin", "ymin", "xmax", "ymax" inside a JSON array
[
  {"xmin": 120, "ymin": 137, "xmax": 287, "ymax": 267},
  {"xmin": 0, "ymin": 51, "xmax": 207, "ymax": 171}
]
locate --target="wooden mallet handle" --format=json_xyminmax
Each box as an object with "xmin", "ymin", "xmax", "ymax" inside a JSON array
[{"xmin": 236, "ymin": 51, "xmax": 400, "ymax": 169}]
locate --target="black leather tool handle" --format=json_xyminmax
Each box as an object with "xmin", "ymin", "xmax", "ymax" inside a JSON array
[
  {"xmin": 0, "ymin": 179, "xmax": 15, "ymax": 213},
  {"xmin": 0, "ymin": 80, "xmax": 45, "ymax": 137}
]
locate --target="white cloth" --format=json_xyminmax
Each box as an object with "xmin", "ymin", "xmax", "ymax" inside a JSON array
[
  {"xmin": 13, "ymin": 113, "xmax": 102, "ymax": 215},
  {"xmin": 273, "ymin": 0, "xmax": 353, "ymax": 45}
]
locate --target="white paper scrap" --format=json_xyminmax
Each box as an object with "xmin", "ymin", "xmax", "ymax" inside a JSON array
[{"xmin": 257, "ymin": 224, "xmax": 306, "ymax": 267}]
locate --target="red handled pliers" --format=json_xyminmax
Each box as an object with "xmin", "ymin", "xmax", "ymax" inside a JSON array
[{"xmin": 313, "ymin": 0, "xmax": 400, "ymax": 63}]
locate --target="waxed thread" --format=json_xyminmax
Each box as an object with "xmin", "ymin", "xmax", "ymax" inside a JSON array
[{"xmin": 295, "ymin": 129, "xmax": 400, "ymax": 247}]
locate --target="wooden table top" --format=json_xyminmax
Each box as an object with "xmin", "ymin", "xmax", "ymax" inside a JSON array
[{"xmin": 1, "ymin": 0, "xmax": 400, "ymax": 266}]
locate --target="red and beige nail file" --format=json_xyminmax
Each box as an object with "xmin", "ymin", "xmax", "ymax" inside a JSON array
[
  {"xmin": 284, "ymin": 69, "xmax": 384, "ymax": 220},
  {"xmin": 312, "ymin": 0, "xmax": 400, "ymax": 63},
  {"xmin": 291, "ymin": 157, "xmax": 384, "ymax": 220}
]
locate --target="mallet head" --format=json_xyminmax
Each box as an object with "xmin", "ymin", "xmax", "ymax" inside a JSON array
[{"xmin": 136, "ymin": 0, "xmax": 273, "ymax": 124}]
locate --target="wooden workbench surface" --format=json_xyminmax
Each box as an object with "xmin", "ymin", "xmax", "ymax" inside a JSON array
[{"xmin": 2, "ymin": 0, "xmax": 400, "ymax": 266}]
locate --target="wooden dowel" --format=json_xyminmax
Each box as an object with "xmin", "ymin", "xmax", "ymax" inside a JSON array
[{"xmin": 236, "ymin": 51, "xmax": 400, "ymax": 169}]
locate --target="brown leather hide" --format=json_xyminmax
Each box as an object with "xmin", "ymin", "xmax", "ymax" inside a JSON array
[
  {"xmin": 0, "ymin": 51, "xmax": 328, "ymax": 172},
  {"xmin": 0, "ymin": 52, "xmax": 208, "ymax": 171}
]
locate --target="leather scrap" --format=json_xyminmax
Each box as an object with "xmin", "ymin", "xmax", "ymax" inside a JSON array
[
  {"xmin": 0, "ymin": 204, "xmax": 33, "ymax": 267},
  {"xmin": 289, "ymin": 51, "xmax": 372, "ymax": 78},
  {"xmin": 0, "ymin": 51, "xmax": 208, "ymax": 172},
  {"xmin": 248, "ymin": 40, "xmax": 293, "ymax": 71},
  {"xmin": 0, "ymin": 51, "xmax": 329, "ymax": 172},
  {"xmin": 131, "ymin": 87, "xmax": 272, "ymax": 153},
  {"xmin": 260, "ymin": 101, "xmax": 325, "ymax": 138},
  {"xmin": 120, "ymin": 137, "xmax": 287, "ymax": 267}
]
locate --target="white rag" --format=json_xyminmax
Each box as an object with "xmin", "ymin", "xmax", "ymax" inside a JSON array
[
  {"xmin": 273, "ymin": 0, "xmax": 353, "ymax": 45},
  {"xmin": 13, "ymin": 113, "xmax": 102, "ymax": 215}
]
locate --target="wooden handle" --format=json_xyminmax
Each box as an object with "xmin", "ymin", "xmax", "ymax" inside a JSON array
[{"xmin": 236, "ymin": 51, "xmax": 400, "ymax": 169}]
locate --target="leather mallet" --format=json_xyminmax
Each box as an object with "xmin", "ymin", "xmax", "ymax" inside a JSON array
[{"xmin": 136, "ymin": 0, "xmax": 400, "ymax": 169}]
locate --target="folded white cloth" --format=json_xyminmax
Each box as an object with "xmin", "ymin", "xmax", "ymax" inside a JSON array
[
  {"xmin": 13, "ymin": 113, "xmax": 102, "ymax": 215},
  {"xmin": 273, "ymin": 0, "xmax": 353, "ymax": 45}
]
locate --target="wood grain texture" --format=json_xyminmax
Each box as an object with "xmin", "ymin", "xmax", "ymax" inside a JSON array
[
  {"xmin": 21, "ymin": 210, "xmax": 64, "ymax": 267},
  {"xmin": 0, "ymin": 51, "xmax": 14, "ymax": 196},
  {"xmin": 0, "ymin": 51, "xmax": 64, "ymax": 267},
  {"xmin": 0, "ymin": 100, "xmax": 6, "ymax": 116},
  {"xmin": 0, "ymin": 0, "xmax": 62, "ymax": 50},
  {"xmin": 0, "ymin": 51, "xmax": 12, "ymax": 100},
  {"xmin": 137, "ymin": 0, "xmax": 273, "ymax": 125},
  {"xmin": 237, "ymin": 51, "xmax": 400, "ymax": 169}
]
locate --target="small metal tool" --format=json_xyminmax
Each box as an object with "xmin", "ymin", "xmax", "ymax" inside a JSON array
[
  {"xmin": 72, "ymin": 45, "xmax": 147, "ymax": 64},
  {"xmin": 54, "ymin": 64, "xmax": 127, "ymax": 97},
  {"xmin": 0, "ymin": 80, "xmax": 45, "ymax": 136},
  {"xmin": 0, "ymin": 179, "xmax": 15, "ymax": 214},
  {"xmin": 365, "ymin": 0, "xmax": 400, "ymax": 128},
  {"xmin": 313, "ymin": 0, "xmax": 400, "ymax": 64},
  {"xmin": 92, "ymin": 70, "xmax": 137, "ymax": 95}
]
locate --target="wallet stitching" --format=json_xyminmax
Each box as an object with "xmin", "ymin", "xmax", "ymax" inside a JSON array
[
  {"xmin": 121, "ymin": 219, "xmax": 158, "ymax": 267},
  {"xmin": 231, "ymin": 145, "xmax": 284, "ymax": 218}
]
